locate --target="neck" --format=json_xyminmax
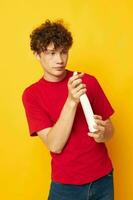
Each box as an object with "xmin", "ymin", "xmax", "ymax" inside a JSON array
[{"xmin": 43, "ymin": 70, "xmax": 67, "ymax": 82}]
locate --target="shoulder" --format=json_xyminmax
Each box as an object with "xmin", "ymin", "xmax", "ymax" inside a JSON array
[
  {"xmin": 22, "ymin": 79, "xmax": 41, "ymax": 102},
  {"xmin": 81, "ymin": 72, "xmax": 103, "ymax": 100},
  {"xmin": 83, "ymin": 73, "xmax": 96, "ymax": 81},
  {"xmin": 82, "ymin": 72, "xmax": 99, "ymax": 87}
]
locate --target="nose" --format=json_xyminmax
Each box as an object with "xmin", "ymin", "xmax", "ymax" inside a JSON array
[{"xmin": 56, "ymin": 53, "xmax": 63, "ymax": 64}]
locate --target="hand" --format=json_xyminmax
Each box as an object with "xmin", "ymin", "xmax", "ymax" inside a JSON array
[
  {"xmin": 88, "ymin": 115, "xmax": 107, "ymax": 143},
  {"xmin": 67, "ymin": 72, "xmax": 87, "ymax": 104}
]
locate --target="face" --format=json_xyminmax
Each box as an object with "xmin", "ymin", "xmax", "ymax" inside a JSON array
[{"xmin": 36, "ymin": 42, "xmax": 69, "ymax": 82}]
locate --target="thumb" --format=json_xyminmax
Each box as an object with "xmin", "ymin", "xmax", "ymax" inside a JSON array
[{"xmin": 88, "ymin": 132, "xmax": 94, "ymax": 137}]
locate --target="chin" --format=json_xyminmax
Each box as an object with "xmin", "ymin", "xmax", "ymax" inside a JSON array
[{"xmin": 54, "ymin": 68, "xmax": 66, "ymax": 75}]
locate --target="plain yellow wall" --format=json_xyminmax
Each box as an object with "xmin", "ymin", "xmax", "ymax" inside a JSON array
[{"xmin": 0, "ymin": 0, "xmax": 133, "ymax": 199}]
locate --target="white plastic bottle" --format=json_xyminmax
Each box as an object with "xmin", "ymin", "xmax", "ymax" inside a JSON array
[{"xmin": 73, "ymin": 71, "xmax": 97, "ymax": 133}]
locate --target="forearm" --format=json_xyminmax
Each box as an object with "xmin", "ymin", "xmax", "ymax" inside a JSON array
[{"xmin": 47, "ymin": 97, "xmax": 78, "ymax": 153}]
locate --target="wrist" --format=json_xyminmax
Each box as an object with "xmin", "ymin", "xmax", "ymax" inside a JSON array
[{"xmin": 66, "ymin": 97, "xmax": 78, "ymax": 108}]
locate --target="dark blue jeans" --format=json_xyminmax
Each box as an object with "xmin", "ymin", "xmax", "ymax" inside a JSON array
[{"xmin": 48, "ymin": 171, "xmax": 114, "ymax": 200}]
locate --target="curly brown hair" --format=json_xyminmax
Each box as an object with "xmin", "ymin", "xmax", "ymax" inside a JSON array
[{"xmin": 30, "ymin": 19, "xmax": 73, "ymax": 54}]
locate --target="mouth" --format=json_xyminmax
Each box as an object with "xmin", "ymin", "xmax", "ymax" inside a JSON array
[{"xmin": 54, "ymin": 66, "xmax": 64, "ymax": 70}]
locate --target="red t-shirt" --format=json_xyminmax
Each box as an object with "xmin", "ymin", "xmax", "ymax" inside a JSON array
[{"xmin": 22, "ymin": 69, "xmax": 115, "ymax": 185}]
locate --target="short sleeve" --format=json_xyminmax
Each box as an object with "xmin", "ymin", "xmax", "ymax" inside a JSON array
[
  {"xmin": 22, "ymin": 89, "xmax": 53, "ymax": 136},
  {"xmin": 91, "ymin": 77, "xmax": 115, "ymax": 120}
]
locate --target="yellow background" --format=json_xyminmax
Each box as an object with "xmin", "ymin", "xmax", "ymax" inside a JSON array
[{"xmin": 0, "ymin": 0, "xmax": 133, "ymax": 199}]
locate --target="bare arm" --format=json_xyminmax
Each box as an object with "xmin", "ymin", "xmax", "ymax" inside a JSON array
[{"xmin": 37, "ymin": 73, "xmax": 87, "ymax": 153}]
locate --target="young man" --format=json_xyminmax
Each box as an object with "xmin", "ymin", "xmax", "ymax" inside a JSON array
[{"xmin": 22, "ymin": 19, "xmax": 115, "ymax": 200}]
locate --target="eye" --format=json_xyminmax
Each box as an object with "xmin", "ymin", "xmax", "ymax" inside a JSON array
[{"xmin": 51, "ymin": 52, "xmax": 55, "ymax": 55}]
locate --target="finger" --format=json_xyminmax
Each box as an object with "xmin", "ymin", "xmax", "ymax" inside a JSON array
[
  {"xmin": 88, "ymin": 132, "xmax": 100, "ymax": 139},
  {"xmin": 94, "ymin": 119, "xmax": 106, "ymax": 126},
  {"xmin": 88, "ymin": 132, "xmax": 95, "ymax": 137},
  {"xmin": 70, "ymin": 73, "xmax": 84, "ymax": 82},
  {"xmin": 75, "ymin": 83, "xmax": 86, "ymax": 93},
  {"xmin": 93, "ymin": 124, "xmax": 105, "ymax": 132},
  {"xmin": 73, "ymin": 88, "xmax": 87, "ymax": 98},
  {"xmin": 93, "ymin": 115, "xmax": 102, "ymax": 120},
  {"xmin": 78, "ymin": 72, "xmax": 84, "ymax": 78},
  {"xmin": 71, "ymin": 78, "xmax": 82, "ymax": 88},
  {"xmin": 69, "ymin": 72, "xmax": 84, "ymax": 84}
]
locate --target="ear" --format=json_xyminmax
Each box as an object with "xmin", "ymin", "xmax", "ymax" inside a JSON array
[{"xmin": 34, "ymin": 52, "xmax": 40, "ymax": 61}]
